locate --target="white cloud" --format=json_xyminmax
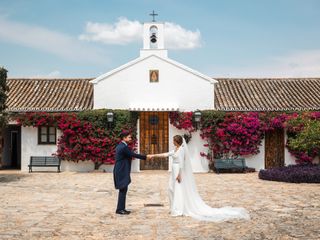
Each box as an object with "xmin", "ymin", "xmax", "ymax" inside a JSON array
[
  {"xmin": 79, "ymin": 17, "xmax": 201, "ymax": 50},
  {"xmin": 0, "ymin": 17, "xmax": 106, "ymax": 64},
  {"xmin": 210, "ymin": 50, "xmax": 320, "ymax": 78},
  {"xmin": 164, "ymin": 22, "xmax": 201, "ymax": 49},
  {"xmin": 270, "ymin": 50, "xmax": 320, "ymax": 77},
  {"xmin": 30, "ymin": 70, "xmax": 61, "ymax": 78},
  {"xmin": 46, "ymin": 70, "xmax": 61, "ymax": 78},
  {"xmin": 79, "ymin": 17, "xmax": 143, "ymax": 45}
]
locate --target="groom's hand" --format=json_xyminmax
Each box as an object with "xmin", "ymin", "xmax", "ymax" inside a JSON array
[{"xmin": 146, "ymin": 154, "xmax": 153, "ymax": 160}]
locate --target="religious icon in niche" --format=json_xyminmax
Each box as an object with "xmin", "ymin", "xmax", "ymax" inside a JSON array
[{"xmin": 149, "ymin": 70, "xmax": 159, "ymax": 82}]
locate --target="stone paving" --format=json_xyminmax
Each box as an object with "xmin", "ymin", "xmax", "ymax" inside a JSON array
[{"xmin": 0, "ymin": 170, "xmax": 319, "ymax": 240}]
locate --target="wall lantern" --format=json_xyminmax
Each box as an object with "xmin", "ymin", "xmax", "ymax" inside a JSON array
[
  {"xmin": 107, "ymin": 112, "xmax": 114, "ymax": 127},
  {"xmin": 193, "ymin": 110, "xmax": 202, "ymax": 130},
  {"xmin": 107, "ymin": 112, "xmax": 114, "ymax": 122}
]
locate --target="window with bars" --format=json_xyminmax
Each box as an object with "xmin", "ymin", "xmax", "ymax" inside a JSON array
[{"xmin": 38, "ymin": 126, "xmax": 56, "ymax": 144}]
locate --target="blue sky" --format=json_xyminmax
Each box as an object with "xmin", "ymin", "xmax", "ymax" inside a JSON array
[{"xmin": 0, "ymin": 0, "xmax": 320, "ymax": 78}]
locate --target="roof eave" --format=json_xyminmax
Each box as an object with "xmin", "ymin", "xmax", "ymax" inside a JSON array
[{"xmin": 91, "ymin": 54, "xmax": 216, "ymax": 84}]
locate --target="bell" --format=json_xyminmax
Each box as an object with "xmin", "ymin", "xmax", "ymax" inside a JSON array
[{"xmin": 150, "ymin": 33, "xmax": 157, "ymax": 43}]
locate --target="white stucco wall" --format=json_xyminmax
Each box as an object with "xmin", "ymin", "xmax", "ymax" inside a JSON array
[
  {"xmin": 21, "ymin": 126, "xmax": 99, "ymax": 172},
  {"xmin": 168, "ymin": 124, "xmax": 267, "ymax": 172},
  {"xmin": 131, "ymin": 118, "xmax": 141, "ymax": 172},
  {"xmin": 284, "ymin": 129, "xmax": 297, "ymax": 166},
  {"xmin": 61, "ymin": 161, "xmax": 94, "ymax": 172},
  {"xmin": 22, "ymin": 123, "xmax": 300, "ymax": 173},
  {"xmin": 244, "ymin": 139, "xmax": 265, "ymax": 170},
  {"xmin": 93, "ymin": 55, "xmax": 214, "ymax": 111},
  {"xmin": 21, "ymin": 126, "xmax": 62, "ymax": 172}
]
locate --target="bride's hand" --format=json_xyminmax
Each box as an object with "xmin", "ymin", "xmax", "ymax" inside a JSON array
[
  {"xmin": 147, "ymin": 154, "xmax": 154, "ymax": 160},
  {"xmin": 176, "ymin": 173, "xmax": 181, "ymax": 183}
]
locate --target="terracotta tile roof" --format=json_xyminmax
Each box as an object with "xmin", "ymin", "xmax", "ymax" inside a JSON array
[
  {"xmin": 6, "ymin": 78, "xmax": 94, "ymax": 112},
  {"xmin": 6, "ymin": 77, "xmax": 320, "ymax": 112},
  {"xmin": 214, "ymin": 78, "xmax": 320, "ymax": 111}
]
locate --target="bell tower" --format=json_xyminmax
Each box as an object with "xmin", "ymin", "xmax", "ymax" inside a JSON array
[{"xmin": 140, "ymin": 11, "xmax": 168, "ymax": 58}]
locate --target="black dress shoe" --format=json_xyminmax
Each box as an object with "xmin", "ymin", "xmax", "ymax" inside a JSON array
[
  {"xmin": 116, "ymin": 210, "xmax": 130, "ymax": 215},
  {"xmin": 123, "ymin": 209, "xmax": 131, "ymax": 214}
]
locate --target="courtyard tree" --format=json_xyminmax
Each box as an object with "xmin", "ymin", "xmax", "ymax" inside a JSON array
[
  {"xmin": 0, "ymin": 67, "xmax": 9, "ymax": 127},
  {"xmin": 288, "ymin": 119, "xmax": 320, "ymax": 162}
]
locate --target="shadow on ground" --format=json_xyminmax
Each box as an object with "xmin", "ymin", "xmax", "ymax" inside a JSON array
[{"xmin": 0, "ymin": 172, "xmax": 29, "ymax": 183}]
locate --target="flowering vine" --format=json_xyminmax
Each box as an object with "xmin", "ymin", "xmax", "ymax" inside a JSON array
[
  {"xmin": 201, "ymin": 112, "xmax": 265, "ymax": 159},
  {"xmin": 15, "ymin": 111, "xmax": 138, "ymax": 168},
  {"xmin": 16, "ymin": 112, "xmax": 59, "ymax": 127},
  {"xmin": 170, "ymin": 111, "xmax": 320, "ymax": 164},
  {"xmin": 14, "ymin": 110, "xmax": 320, "ymax": 166},
  {"xmin": 286, "ymin": 112, "xmax": 320, "ymax": 163},
  {"xmin": 169, "ymin": 112, "xmax": 195, "ymax": 133}
]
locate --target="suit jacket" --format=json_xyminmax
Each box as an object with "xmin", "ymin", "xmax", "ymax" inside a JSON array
[{"xmin": 113, "ymin": 142, "xmax": 146, "ymax": 189}]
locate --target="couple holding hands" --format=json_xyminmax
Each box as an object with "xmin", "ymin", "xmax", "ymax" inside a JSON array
[{"xmin": 113, "ymin": 131, "xmax": 250, "ymax": 222}]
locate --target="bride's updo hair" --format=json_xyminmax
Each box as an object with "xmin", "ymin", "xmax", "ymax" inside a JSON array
[{"xmin": 173, "ymin": 135, "xmax": 183, "ymax": 146}]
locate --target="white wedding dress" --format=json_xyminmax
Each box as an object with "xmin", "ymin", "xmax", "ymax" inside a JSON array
[{"xmin": 162, "ymin": 138, "xmax": 250, "ymax": 222}]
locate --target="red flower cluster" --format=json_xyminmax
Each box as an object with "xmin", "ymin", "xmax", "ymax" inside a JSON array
[
  {"xmin": 56, "ymin": 113, "xmax": 118, "ymax": 164},
  {"xmin": 16, "ymin": 112, "xmax": 59, "ymax": 127},
  {"xmin": 16, "ymin": 112, "xmax": 137, "ymax": 164},
  {"xmin": 15, "ymin": 111, "xmax": 320, "ymax": 165},
  {"xmin": 169, "ymin": 112, "xmax": 195, "ymax": 133},
  {"xmin": 172, "ymin": 111, "xmax": 320, "ymax": 164},
  {"xmin": 201, "ymin": 112, "xmax": 265, "ymax": 158},
  {"xmin": 264, "ymin": 113, "xmax": 289, "ymax": 131}
]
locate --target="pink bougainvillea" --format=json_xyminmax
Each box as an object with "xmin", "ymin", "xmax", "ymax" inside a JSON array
[
  {"xmin": 56, "ymin": 113, "xmax": 118, "ymax": 164},
  {"xmin": 16, "ymin": 111, "xmax": 320, "ymax": 165},
  {"xmin": 169, "ymin": 111, "xmax": 195, "ymax": 133},
  {"xmin": 201, "ymin": 112, "xmax": 265, "ymax": 158},
  {"xmin": 16, "ymin": 112, "xmax": 137, "ymax": 166},
  {"xmin": 265, "ymin": 113, "xmax": 289, "ymax": 131},
  {"xmin": 16, "ymin": 112, "xmax": 59, "ymax": 127},
  {"xmin": 171, "ymin": 111, "xmax": 320, "ymax": 164}
]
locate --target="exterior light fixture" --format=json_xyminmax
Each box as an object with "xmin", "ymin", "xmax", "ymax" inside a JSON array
[
  {"xmin": 107, "ymin": 112, "xmax": 114, "ymax": 122},
  {"xmin": 193, "ymin": 110, "xmax": 202, "ymax": 130},
  {"xmin": 107, "ymin": 112, "xmax": 114, "ymax": 128}
]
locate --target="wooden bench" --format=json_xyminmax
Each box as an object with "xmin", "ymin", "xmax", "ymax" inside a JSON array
[
  {"xmin": 214, "ymin": 158, "xmax": 246, "ymax": 173},
  {"xmin": 28, "ymin": 156, "xmax": 61, "ymax": 173}
]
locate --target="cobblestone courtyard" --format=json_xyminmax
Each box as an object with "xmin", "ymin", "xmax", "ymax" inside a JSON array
[{"xmin": 0, "ymin": 170, "xmax": 319, "ymax": 240}]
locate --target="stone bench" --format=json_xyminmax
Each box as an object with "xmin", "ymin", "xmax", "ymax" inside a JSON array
[{"xmin": 28, "ymin": 156, "xmax": 61, "ymax": 173}]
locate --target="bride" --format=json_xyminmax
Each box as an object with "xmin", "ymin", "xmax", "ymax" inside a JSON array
[{"xmin": 150, "ymin": 135, "xmax": 250, "ymax": 222}]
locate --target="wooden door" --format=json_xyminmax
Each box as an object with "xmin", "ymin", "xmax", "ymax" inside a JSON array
[
  {"xmin": 10, "ymin": 131, "xmax": 19, "ymax": 168},
  {"xmin": 265, "ymin": 129, "xmax": 285, "ymax": 169},
  {"xmin": 140, "ymin": 112, "xmax": 169, "ymax": 170}
]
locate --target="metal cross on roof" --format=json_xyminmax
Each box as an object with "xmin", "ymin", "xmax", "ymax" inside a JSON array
[{"xmin": 149, "ymin": 10, "xmax": 158, "ymax": 22}]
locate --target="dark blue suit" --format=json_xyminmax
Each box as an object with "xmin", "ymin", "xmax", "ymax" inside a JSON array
[{"xmin": 113, "ymin": 141, "xmax": 146, "ymax": 211}]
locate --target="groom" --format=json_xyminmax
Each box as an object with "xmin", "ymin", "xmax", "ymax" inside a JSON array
[{"xmin": 113, "ymin": 130, "xmax": 150, "ymax": 215}]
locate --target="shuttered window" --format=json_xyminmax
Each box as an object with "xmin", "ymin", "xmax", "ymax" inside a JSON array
[{"xmin": 38, "ymin": 126, "xmax": 56, "ymax": 144}]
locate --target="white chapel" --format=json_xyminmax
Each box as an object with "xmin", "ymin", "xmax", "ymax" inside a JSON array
[
  {"xmin": 92, "ymin": 19, "xmax": 215, "ymax": 172},
  {"xmin": 3, "ymin": 16, "xmax": 318, "ymax": 172}
]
